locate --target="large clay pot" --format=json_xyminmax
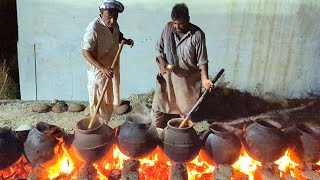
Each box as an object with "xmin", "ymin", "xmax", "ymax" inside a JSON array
[
  {"xmin": 24, "ymin": 122, "xmax": 63, "ymax": 165},
  {"xmin": 72, "ymin": 117, "xmax": 114, "ymax": 163},
  {"xmin": 200, "ymin": 123, "xmax": 241, "ymax": 165},
  {"xmin": 117, "ymin": 114, "xmax": 159, "ymax": 158},
  {"xmin": 241, "ymin": 118, "xmax": 287, "ymax": 163},
  {"xmin": 289, "ymin": 123, "xmax": 320, "ymax": 163},
  {"xmin": 161, "ymin": 118, "xmax": 200, "ymax": 162},
  {"xmin": 0, "ymin": 126, "xmax": 22, "ymax": 170}
]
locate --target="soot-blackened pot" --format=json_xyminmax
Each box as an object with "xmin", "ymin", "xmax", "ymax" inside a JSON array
[
  {"xmin": 241, "ymin": 118, "xmax": 287, "ymax": 163},
  {"xmin": 24, "ymin": 122, "xmax": 63, "ymax": 165},
  {"xmin": 289, "ymin": 123, "xmax": 320, "ymax": 163},
  {"xmin": 161, "ymin": 118, "xmax": 200, "ymax": 162},
  {"xmin": 200, "ymin": 123, "xmax": 241, "ymax": 165},
  {"xmin": 0, "ymin": 126, "xmax": 22, "ymax": 170},
  {"xmin": 117, "ymin": 114, "xmax": 159, "ymax": 158}
]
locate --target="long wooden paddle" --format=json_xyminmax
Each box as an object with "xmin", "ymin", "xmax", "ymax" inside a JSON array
[
  {"xmin": 88, "ymin": 40, "xmax": 125, "ymax": 129},
  {"xmin": 178, "ymin": 68, "xmax": 225, "ymax": 128}
]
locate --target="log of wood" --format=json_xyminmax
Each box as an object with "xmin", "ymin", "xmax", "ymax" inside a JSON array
[
  {"xmin": 27, "ymin": 166, "xmax": 47, "ymax": 180},
  {"xmin": 169, "ymin": 162, "xmax": 188, "ymax": 180},
  {"xmin": 122, "ymin": 159, "xmax": 140, "ymax": 172},
  {"xmin": 301, "ymin": 171, "xmax": 320, "ymax": 180},
  {"xmin": 232, "ymin": 169, "xmax": 249, "ymax": 180},
  {"xmin": 213, "ymin": 164, "xmax": 234, "ymax": 180},
  {"xmin": 121, "ymin": 159, "xmax": 140, "ymax": 180},
  {"xmin": 108, "ymin": 169, "xmax": 121, "ymax": 180},
  {"xmin": 254, "ymin": 165, "xmax": 281, "ymax": 180},
  {"xmin": 121, "ymin": 171, "xmax": 139, "ymax": 180},
  {"xmin": 282, "ymin": 174, "xmax": 297, "ymax": 180},
  {"xmin": 77, "ymin": 163, "xmax": 97, "ymax": 180}
]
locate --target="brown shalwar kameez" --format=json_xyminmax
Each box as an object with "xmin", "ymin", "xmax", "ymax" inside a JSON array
[{"xmin": 152, "ymin": 22, "xmax": 209, "ymax": 127}]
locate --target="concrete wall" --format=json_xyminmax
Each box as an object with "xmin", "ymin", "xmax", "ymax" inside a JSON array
[{"xmin": 17, "ymin": 0, "xmax": 320, "ymax": 100}]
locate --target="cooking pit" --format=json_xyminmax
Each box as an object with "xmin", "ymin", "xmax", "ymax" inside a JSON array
[{"xmin": 0, "ymin": 117, "xmax": 320, "ymax": 180}]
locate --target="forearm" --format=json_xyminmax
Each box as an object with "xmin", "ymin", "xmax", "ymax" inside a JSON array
[
  {"xmin": 119, "ymin": 32, "xmax": 131, "ymax": 45},
  {"xmin": 82, "ymin": 49, "xmax": 104, "ymax": 69},
  {"xmin": 199, "ymin": 64, "xmax": 209, "ymax": 80},
  {"xmin": 157, "ymin": 56, "xmax": 168, "ymax": 67}
]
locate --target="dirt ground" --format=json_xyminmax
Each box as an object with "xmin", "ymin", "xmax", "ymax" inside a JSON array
[{"xmin": 0, "ymin": 88, "xmax": 319, "ymax": 134}]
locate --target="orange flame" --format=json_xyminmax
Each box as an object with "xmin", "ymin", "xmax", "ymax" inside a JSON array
[
  {"xmin": 275, "ymin": 150, "xmax": 299, "ymax": 177},
  {"xmin": 187, "ymin": 156, "xmax": 215, "ymax": 179},
  {"xmin": 1, "ymin": 145, "xmax": 319, "ymax": 179},
  {"xmin": 0, "ymin": 156, "xmax": 31, "ymax": 179},
  {"xmin": 45, "ymin": 145, "xmax": 75, "ymax": 179},
  {"xmin": 232, "ymin": 150, "xmax": 262, "ymax": 180},
  {"xmin": 94, "ymin": 145, "xmax": 215, "ymax": 180}
]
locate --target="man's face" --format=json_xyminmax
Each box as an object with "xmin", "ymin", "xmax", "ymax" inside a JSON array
[
  {"xmin": 172, "ymin": 19, "xmax": 189, "ymax": 33},
  {"xmin": 100, "ymin": 10, "xmax": 118, "ymax": 28}
]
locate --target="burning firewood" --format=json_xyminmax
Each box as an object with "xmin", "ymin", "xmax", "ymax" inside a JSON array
[
  {"xmin": 213, "ymin": 164, "xmax": 234, "ymax": 180},
  {"xmin": 108, "ymin": 169, "xmax": 121, "ymax": 180},
  {"xmin": 169, "ymin": 162, "xmax": 188, "ymax": 180},
  {"xmin": 121, "ymin": 159, "xmax": 140, "ymax": 180},
  {"xmin": 282, "ymin": 174, "xmax": 297, "ymax": 180},
  {"xmin": 254, "ymin": 167, "xmax": 281, "ymax": 180},
  {"xmin": 77, "ymin": 163, "xmax": 97, "ymax": 180},
  {"xmin": 254, "ymin": 163, "xmax": 282, "ymax": 180},
  {"xmin": 293, "ymin": 164, "xmax": 320, "ymax": 180},
  {"xmin": 301, "ymin": 171, "xmax": 320, "ymax": 180},
  {"xmin": 27, "ymin": 166, "xmax": 48, "ymax": 180},
  {"xmin": 232, "ymin": 169, "xmax": 249, "ymax": 180}
]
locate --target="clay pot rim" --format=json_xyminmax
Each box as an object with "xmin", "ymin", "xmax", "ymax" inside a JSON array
[
  {"xmin": 209, "ymin": 123, "xmax": 235, "ymax": 135},
  {"xmin": 75, "ymin": 117, "xmax": 105, "ymax": 133},
  {"xmin": 254, "ymin": 118, "xmax": 282, "ymax": 130},
  {"xmin": 35, "ymin": 122, "xmax": 63, "ymax": 138},
  {"xmin": 167, "ymin": 118, "xmax": 193, "ymax": 131},
  {"xmin": 295, "ymin": 123, "xmax": 320, "ymax": 136},
  {"xmin": 126, "ymin": 114, "xmax": 152, "ymax": 128}
]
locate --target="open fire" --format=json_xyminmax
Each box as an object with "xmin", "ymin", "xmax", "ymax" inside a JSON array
[{"xmin": 1, "ymin": 143, "xmax": 319, "ymax": 180}]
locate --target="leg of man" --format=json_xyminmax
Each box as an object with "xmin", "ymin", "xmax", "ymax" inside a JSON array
[{"xmin": 87, "ymin": 70, "xmax": 114, "ymax": 124}]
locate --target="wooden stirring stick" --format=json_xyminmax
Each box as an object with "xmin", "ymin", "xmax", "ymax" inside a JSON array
[
  {"xmin": 178, "ymin": 68, "xmax": 225, "ymax": 128},
  {"xmin": 88, "ymin": 40, "xmax": 125, "ymax": 129}
]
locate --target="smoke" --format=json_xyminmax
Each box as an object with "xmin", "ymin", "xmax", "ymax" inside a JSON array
[
  {"xmin": 129, "ymin": 102, "xmax": 152, "ymax": 124},
  {"xmin": 132, "ymin": 102, "xmax": 151, "ymax": 117}
]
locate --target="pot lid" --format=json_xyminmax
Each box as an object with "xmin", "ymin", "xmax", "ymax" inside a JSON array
[{"xmin": 16, "ymin": 124, "xmax": 34, "ymax": 132}]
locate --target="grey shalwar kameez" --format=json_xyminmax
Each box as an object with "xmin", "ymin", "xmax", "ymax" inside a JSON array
[{"xmin": 152, "ymin": 22, "xmax": 209, "ymax": 127}]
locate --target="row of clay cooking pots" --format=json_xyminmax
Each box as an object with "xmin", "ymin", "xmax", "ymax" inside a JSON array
[
  {"xmin": 8, "ymin": 116, "xmax": 320, "ymax": 169},
  {"xmin": 116, "ymin": 115, "xmax": 320, "ymax": 165},
  {"xmin": 202, "ymin": 118, "xmax": 320, "ymax": 165},
  {"xmin": 70, "ymin": 115, "xmax": 320, "ymax": 165}
]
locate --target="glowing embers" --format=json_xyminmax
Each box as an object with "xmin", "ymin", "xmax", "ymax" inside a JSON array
[{"xmin": 0, "ymin": 144, "xmax": 319, "ymax": 179}]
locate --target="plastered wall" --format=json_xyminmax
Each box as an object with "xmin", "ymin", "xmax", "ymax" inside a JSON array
[{"xmin": 17, "ymin": 0, "xmax": 320, "ymax": 100}]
